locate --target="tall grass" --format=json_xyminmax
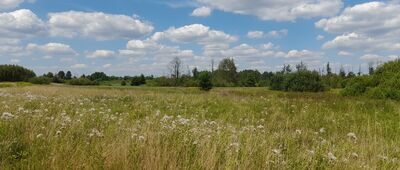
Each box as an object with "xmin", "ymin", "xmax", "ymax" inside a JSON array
[{"xmin": 0, "ymin": 86, "xmax": 399, "ymax": 169}]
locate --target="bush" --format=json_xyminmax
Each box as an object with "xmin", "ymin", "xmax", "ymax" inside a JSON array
[
  {"xmin": 284, "ymin": 71, "xmax": 326, "ymax": 92},
  {"xmin": 367, "ymin": 87, "xmax": 400, "ymax": 101},
  {"xmin": 0, "ymin": 65, "xmax": 36, "ymax": 82},
  {"xmin": 270, "ymin": 71, "xmax": 326, "ymax": 92},
  {"xmin": 121, "ymin": 81, "xmax": 127, "ymax": 86},
  {"xmin": 67, "ymin": 78, "xmax": 99, "ymax": 86},
  {"xmin": 341, "ymin": 83, "xmax": 367, "ymax": 96},
  {"xmin": 29, "ymin": 76, "xmax": 52, "ymax": 84},
  {"xmin": 198, "ymin": 72, "xmax": 213, "ymax": 91}
]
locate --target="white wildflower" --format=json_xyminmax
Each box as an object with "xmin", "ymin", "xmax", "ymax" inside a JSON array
[
  {"xmin": 351, "ymin": 152, "xmax": 359, "ymax": 159},
  {"xmin": 295, "ymin": 129, "xmax": 302, "ymax": 135},
  {"xmin": 138, "ymin": 135, "xmax": 145, "ymax": 141},
  {"xmin": 319, "ymin": 128, "xmax": 326, "ymax": 133},
  {"xmin": 328, "ymin": 152, "xmax": 337, "ymax": 161},
  {"xmin": 89, "ymin": 128, "xmax": 104, "ymax": 138},
  {"xmin": 272, "ymin": 149, "xmax": 281, "ymax": 155},
  {"xmin": 347, "ymin": 132, "xmax": 357, "ymax": 141},
  {"xmin": 257, "ymin": 125, "xmax": 264, "ymax": 129},
  {"xmin": 56, "ymin": 130, "xmax": 62, "ymax": 136},
  {"xmin": 1, "ymin": 112, "xmax": 14, "ymax": 120},
  {"xmin": 36, "ymin": 134, "xmax": 43, "ymax": 138}
]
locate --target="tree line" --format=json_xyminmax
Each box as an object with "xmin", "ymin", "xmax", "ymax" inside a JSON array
[{"xmin": 1, "ymin": 57, "xmax": 399, "ymax": 99}]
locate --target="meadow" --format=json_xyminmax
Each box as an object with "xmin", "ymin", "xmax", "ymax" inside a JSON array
[{"xmin": 1, "ymin": 85, "xmax": 399, "ymax": 169}]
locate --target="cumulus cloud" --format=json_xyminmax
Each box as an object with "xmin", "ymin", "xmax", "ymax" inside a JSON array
[
  {"xmin": 157, "ymin": 24, "xmax": 237, "ymax": 45},
  {"xmin": 86, "ymin": 50, "xmax": 116, "ymax": 59},
  {"xmin": 191, "ymin": 6, "xmax": 212, "ymax": 17},
  {"xmin": 247, "ymin": 29, "xmax": 288, "ymax": 39},
  {"xmin": 317, "ymin": 1, "xmax": 400, "ymax": 52},
  {"xmin": 26, "ymin": 43, "xmax": 77, "ymax": 56},
  {"xmin": 284, "ymin": 50, "xmax": 323, "ymax": 60},
  {"xmin": 48, "ymin": 11, "xmax": 154, "ymax": 40},
  {"xmin": 0, "ymin": 9, "xmax": 46, "ymax": 39},
  {"xmin": 195, "ymin": 0, "xmax": 343, "ymax": 21},
  {"xmin": 0, "ymin": 0, "xmax": 35, "ymax": 10},
  {"xmin": 71, "ymin": 63, "xmax": 87, "ymax": 69}
]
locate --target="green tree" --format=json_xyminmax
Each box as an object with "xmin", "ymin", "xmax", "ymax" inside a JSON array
[
  {"xmin": 238, "ymin": 70, "xmax": 261, "ymax": 87},
  {"xmin": 198, "ymin": 72, "xmax": 213, "ymax": 91},
  {"xmin": 0, "ymin": 65, "xmax": 36, "ymax": 82},
  {"xmin": 66, "ymin": 71, "xmax": 72, "ymax": 80},
  {"xmin": 213, "ymin": 58, "xmax": 237, "ymax": 86},
  {"xmin": 57, "ymin": 71, "xmax": 65, "ymax": 79},
  {"xmin": 326, "ymin": 62, "xmax": 332, "ymax": 76}
]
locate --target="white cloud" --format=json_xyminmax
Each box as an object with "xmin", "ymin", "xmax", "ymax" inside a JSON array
[
  {"xmin": 247, "ymin": 31, "xmax": 264, "ymax": 39},
  {"xmin": 191, "ymin": 6, "xmax": 212, "ymax": 17},
  {"xmin": 102, "ymin": 64, "xmax": 112, "ymax": 68},
  {"xmin": 338, "ymin": 51, "xmax": 353, "ymax": 56},
  {"xmin": 247, "ymin": 29, "xmax": 288, "ymax": 39},
  {"xmin": 0, "ymin": 9, "xmax": 46, "ymax": 39},
  {"xmin": 86, "ymin": 50, "xmax": 116, "ymax": 59},
  {"xmin": 10, "ymin": 58, "xmax": 20, "ymax": 63},
  {"xmin": 26, "ymin": 43, "xmax": 77, "ymax": 56},
  {"xmin": 317, "ymin": 1, "xmax": 400, "ymax": 52},
  {"xmin": 196, "ymin": 0, "xmax": 343, "ymax": 21},
  {"xmin": 316, "ymin": 35, "xmax": 324, "ymax": 40},
  {"xmin": 0, "ymin": 0, "xmax": 28, "ymax": 10},
  {"xmin": 159, "ymin": 24, "xmax": 237, "ymax": 45},
  {"xmin": 71, "ymin": 63, "xmax": 87, "ymax": 69},
  {"xmin": 360, "ymin": 54, "xmax": 382, "ymax": 62},
  {"xmin": 48, "ymin": 11, "xmax": 154, "ymax": 40},
  {"xmin": 285, "ymin": 50, "xmax": 323, "ymax": 60}
]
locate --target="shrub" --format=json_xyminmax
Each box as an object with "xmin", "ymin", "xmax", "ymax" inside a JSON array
[
  {"xmin": 29, "ymin": 76, "xmax": 52, "ymax": 85},
  {"xmin": 270, "ymin": 71, "xmax": 326, "ymax": 92},
  {"xmin": 0, "ymin": 65, "xmax": 36, "ymax": 82},
  {"xmin": 284, "ymin": 71, "xmax": 326, "ymax": 92},
  {"xmin": 367, "ymin": 87, "xmax": 400, "ymax": 101},
  {"xmin": 67, "ymin": 78, "xmax": 99, "ymax": 86},
  {"xmin": 121, "ymin": 81, "xmax": 127, "ymax": 86},
  {"xmin": 341, "ymin": 83, "xmax": 367, "ymax": 96},
  {"xmin": 198, "ymin": 72, "xmax": 213, "ymax": 91}
]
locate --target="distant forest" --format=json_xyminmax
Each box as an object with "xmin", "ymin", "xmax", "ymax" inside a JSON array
[{"xmin": 1, "ymin": 57, "xmax": 400, "ymax": 100}]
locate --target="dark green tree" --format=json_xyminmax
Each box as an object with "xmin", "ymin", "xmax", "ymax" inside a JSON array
[
  {"xmin": 66, "ymin": 71, "xmax": 72, "ymax": 80},
  {"xmin": 198, "ymin": 72, "xmax": 213, "ymax": 91},
  {"xmin": 57, "ymin": 71, "xmax": 65, "ymax": 79}
]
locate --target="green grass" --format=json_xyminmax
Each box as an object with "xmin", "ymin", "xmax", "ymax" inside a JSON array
[
  {"xmin": 0, "ymin": 86, "xmax": 399, "ymax": 169},
  {"xmin": 0, "ymin": 82, "xmax": 32, "ymax": 88}
]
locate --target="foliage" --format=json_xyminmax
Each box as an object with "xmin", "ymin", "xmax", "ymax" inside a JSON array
[
  {"xmin": 213, "ymin": 58, "xmax": 238, "ymax": 86},
  {"xmin": 198, "ymin": 72, "xmax": 213, "ymax": 91},
  {"xmin": 238, "ymin": 70, "xmax": 261, "ymax": 87},
  {"xmin": 0, "ymin": 65, "xmax": 36, "ymax": 82},
  {"xmin": 121, "ymin": 81, "xmax": 127, "ymax": 86},
  {"xmin": 67, "ymin": 78, "xmax": 99, "ymax": 86},
  {"xmin": 270, "ymin": 71, "xmax": 326, "ymax": 92},
  {"xmin": 88, "ymin": 72, "xmax": 109, "ymax": 81},
  {"xmin": 29, "ymin": 76, "xmax": 52, "ymax": 85},
  {"xmin": 131, "ymin": 74, "xmax": 146, "ymax": 86}
]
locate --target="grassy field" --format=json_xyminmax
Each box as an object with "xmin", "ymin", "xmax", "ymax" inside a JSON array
[{"xmin": 0, "ymin": 85, "xmax": 399, "ymax": 169}]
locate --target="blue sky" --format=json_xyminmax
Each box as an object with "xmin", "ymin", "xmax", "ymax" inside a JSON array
[{"xmin": 0, "ymin": 0, "xmax": 399, "ymax": 76}]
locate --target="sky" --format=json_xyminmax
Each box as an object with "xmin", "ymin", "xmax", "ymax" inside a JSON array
[{"xmin": 0, "ymin": 0, "xmax": 399, "ymax": 76}]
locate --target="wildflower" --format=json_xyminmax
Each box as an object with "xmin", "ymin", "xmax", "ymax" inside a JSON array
[
  {"xmin": 351, "ymin": 152, "xmax": 359, "ymax": 159},
  {"xmin": 328, "ymin": 152, "xmax": 337, "ymax": 161},
  {"xmin": 347, "ymin": 132, "xmax": 357, "ymax": 141},
  {"xmin": 257, "ymin": 125, "xmax": 264, "ymax": 129},
  {"xmin": 295, "ymin": 129, "xmax": 302, "ymax": 135},
  {"xmin": 138, "ymin": 135, "xmax": 145, "ymax": 141},
  {"xmin": 56, "ymin": 130, "xmax": 62, "ymax": 136},
  {"xmin": 319, "ymin": 128, "xmax": 326, "ymax": 133},
  {"xmin": 307, "ymin": 150, "xmax": 315, "ymax": 156},
  {"xmin": 272, "ymin": 149, "xmax": 281, "ymax": 155},
  {"xmin": 36, "ymin": 134, "xmax": 43, "ymax": 138},
  {"xmin": 230, "ymin": 142, "xmax": 240, "ymax": 152},
  {"xmin": 89, "ymin": 128, "xmax": 104, "ymax": 138},
  {"xmin": 1, "ymin": 112, "xmax": 14, "ymax": 120}
]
